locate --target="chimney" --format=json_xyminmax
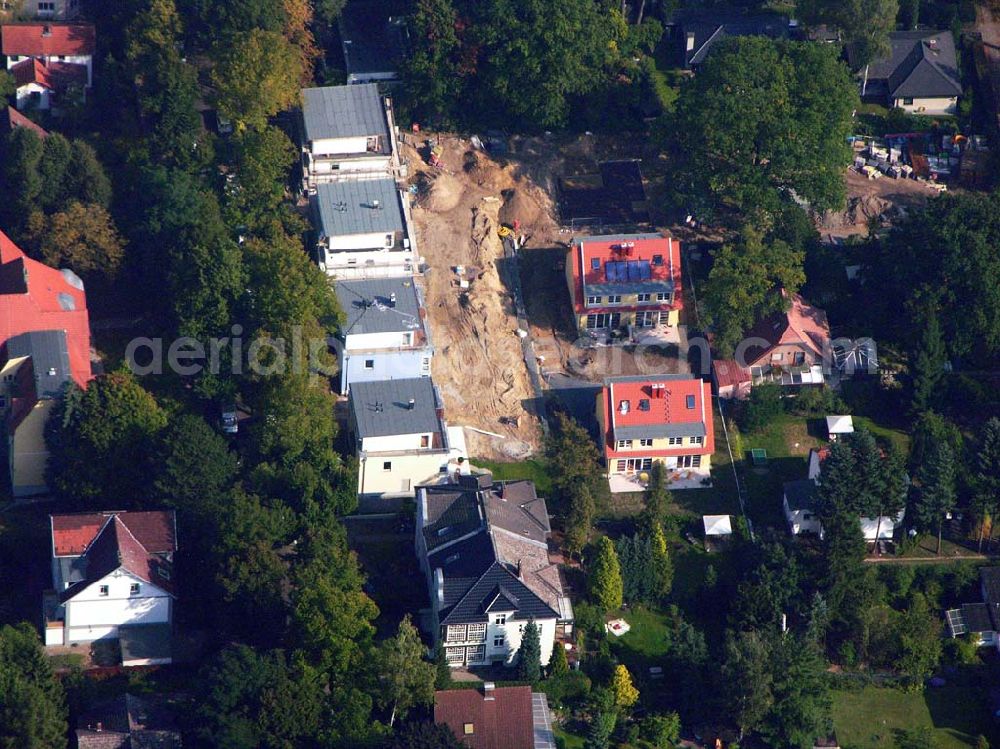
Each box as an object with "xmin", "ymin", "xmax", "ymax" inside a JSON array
[
  {"xmin": 371, "ymin": 199, "xmax": 381, "ymax": 209},
  {"xmin": 686, "ymin": 32, "xmax": 695, "ymax": 52},
  {"xmin": 408, "ymin": 398, "xmax": 415, "ymax": 410},
  {"xmin": 389, "ymin": 292, "xmax": 397, "ymax": 307},
  {"xmin": 483, "ymin": 682, "xmax": 496, "ymax": 701},
  {"xmin": 42, "ymin": 25, "xmax": 52, "ymax": 37},
  {"xmin": 516, "ymin": 559, "xmax": 522, "ymax": 578},
  {"xmin": 95, "ymin": 722, "xmax": 103, "ymax": 732}
]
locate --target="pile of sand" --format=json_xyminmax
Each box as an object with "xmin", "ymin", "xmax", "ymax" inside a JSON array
[
  {"xmin": 422, "ymin": 172, "xmax": 462, "ymax": 213},
  {"xmin": 463, "ymin": 150, "xmax": 504, "ymax": 190},
  {"xmin": 499, "ymin": 188, "xmax": 543, "ymax": 227}
]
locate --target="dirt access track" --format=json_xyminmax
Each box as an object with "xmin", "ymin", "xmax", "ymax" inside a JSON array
[{"xmin": 405, "ymin": 136, "xmax": 560, "ymax": 460}]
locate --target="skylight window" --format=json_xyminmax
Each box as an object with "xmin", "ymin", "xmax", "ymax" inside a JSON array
[
  {"xmin": 686, "ymin": 395, "xmax": 696, "ymax": 409},
  {"xmin": 638, "ymin": 399, "xmax": 650, "ymax": 411}
]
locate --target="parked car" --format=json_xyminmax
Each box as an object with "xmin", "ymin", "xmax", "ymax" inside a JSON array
[{"xmin": 220, "ymin": 404, "xmax": 238, "ymax": 435}]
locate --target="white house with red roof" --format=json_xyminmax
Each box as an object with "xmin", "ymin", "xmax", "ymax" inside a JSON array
[
  {"xmin": 596, "ymin": 374, "xmax": 715, "ymax": 492},
  {"xmin": 2, "ymin": 22, "xmax": 94, "ymax": 110},
  {"xmin": 0, "ymin": 229, "xmax": 92, "ymax": 496},
  {"xmin": 713, "ymin": 292, "xmax": 831, "ymax": 397},
  {"xmin": 45, "ymin": 511, "xmax": 177, "ymax": 648},
  {"xmin": 565, "ymin": 232, "xmax": 683, "ymax": 336}
]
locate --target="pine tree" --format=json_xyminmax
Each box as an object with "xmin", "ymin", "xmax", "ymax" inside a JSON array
[
  {"xmin": 549, "ymin": 641, "xmax": 569, "ymax": 677},
  {"xmin": 588, "ymin": 536, "xmax": 624, "ymax": 611},
  {"xmin": 433, "ymin": 642, "xmax": 451, "ymax": 690},
  {"xmin": 915, "ymin": 442, "xmax": 957, "ymax": 555},
  {"xmin": 641, "ymin": 461, "xmax": 671, "ymax": 526},
  {"xmin": 645, "ymin": 520, "xmax": 673, "ymax": 600},
  {"xmin": 516, "ymin": 620, "xmax": 541, "ymax": 683},
  {"xmin": 584, "ymin": 711, "xmax": 616, "ymax": 749},
  {"xmin": 911, "ymin": 309, "xmax": 946, "ymax": 414},
  {"xmin": 974, "ymin": 418, "xmax": 1000, "ymax": 551},
  {"xmin": 610, "ymin": 664, "xmax": 639, "ymax": 711}
]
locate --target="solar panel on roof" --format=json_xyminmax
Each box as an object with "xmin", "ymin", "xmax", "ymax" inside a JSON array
[
  {"xmin": 603, "ymin": 261, "xmax": 615, "ymax": 282},
  {"xmin": 946, "ymin": 608, "xmax": 967, "ymax": 635},
  {"xmin": 638, "ymin": 260, "xmax": 651, "ymax": 280},
  {"xmin": 626, "ymin": 261, "xmax": 641, "ymax": 281}
]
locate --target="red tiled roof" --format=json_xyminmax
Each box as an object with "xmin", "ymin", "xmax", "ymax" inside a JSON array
[
  {"xmin": 434, "ymin": 687, "xmax": 534, "ymax": 749},
  {"xmin": 0, "ymin": 105, "xmax": 49, "ymax": 138},
  {"xmin": 713, "ymin": 359, "xmax": 751, "ymax": 389},
  {"xmin": 744, "ymin": 292, "xmax": 830, "ymax": 368},
  {"xmin": 10, "ymin": 58, "xmax": 86, "ymax": 91},
  {"xmin": 52, "ymin": 512, "xmax": 177, "ymax": 602},
  {"xmin": 0, "ymin": 229, "xmax": 91, "ymax": 390},
  {"xmin": 600, "ymin": 375, "xmax": 715, "ymax": 459},
  {"xmin": 51, "ymin": 511, "xmax": 177, "ymax": 557},
  {"xmin": 567, "ymin": 233, "xmax": 683, "ymax": 315},
  {"xmin": 1, "ymin": 22, "xmax": 95, "ymax": 57}
]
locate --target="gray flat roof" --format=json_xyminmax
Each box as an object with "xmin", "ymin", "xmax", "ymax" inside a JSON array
[
  {"xmin": 301, "ymin": 84, "xmax": 389, "ymax": 142},
  {"xmin": 614, "ymin": 422, "xmax": 706, "ymax": 440},
  {"xmin": 6, "ymin": 330, "xmax": 71, "ymax": 399},
  {"xmin": 351, "ymin": 377, "xmax": 442, "ymax": 438},
  {"xmin": 335, "ymin": 276, "xmax": 424, "ymax": 336},
  {"xmin": 313, "ymin": 178, "xmax": 404, "ymax": 238}
]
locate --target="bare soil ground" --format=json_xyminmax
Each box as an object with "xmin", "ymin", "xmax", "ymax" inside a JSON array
[
  {"xmin": 817, "ymin": 167, "xmax": 935, "ymax": 238},
  {"xmin": 406, "ymin": 136, "xmax": 558, "ymax": 459}
]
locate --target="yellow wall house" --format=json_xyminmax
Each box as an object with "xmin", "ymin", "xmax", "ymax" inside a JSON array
[{"xmin": 349, "ymin": 377, "xmax": 467, "ymax": 498}]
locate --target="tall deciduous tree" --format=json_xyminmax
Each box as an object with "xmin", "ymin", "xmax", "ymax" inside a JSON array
[
  {"xmin": 404, "ymin": 0, "xmax": 463, "ymax": 124},
  {"xmin": 389, "ymin": 721, "xmax": 463, "ymax": 749},
  {"xmin": 673, "ymin": 37, "xmax": 857, "ymax": 218},
  {"xmin": 212, "ymin": 29, "xmax": 304, "ymax": 131},
  {"xmin": 375, "ymin": 615, "xmax": 436, "ymax": 727},
  {"xmin": 757, "ymin": 634, "xmax": 831, "ymax": 749},
  {"xmin": 154, "ymin": 413, "xmax": 238, "ymax": 508},
  {"xmin": 47, "ymin": 372, "xmax": 168, "ymax": 506},
  {"xmin": 30, "ymin": 201, "xmax": 126, "ymax": 281},
  {"xmin": 0, "ymin": 127, "xmax": 43, "ymax": 233},
  {"xmin": 722, "ymin": 629, "xmax": 774, "ymax": 740},
  {"xmin": 588, "ymin": 536, "xmax": 624, "ymax": 612}
]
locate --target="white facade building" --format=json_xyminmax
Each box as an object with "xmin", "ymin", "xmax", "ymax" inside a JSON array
[
  {"xmin": 333, "ymin": 276, "xmax": 432, "ymax": 394},
  {"xmin": 313, "ymin": 178, "xmax": 416, "ymax": 278},
  {"xmin": 45, "ymin": 511, "xmax": 176, "ymax": 646},
  {"xmin": 300, "ymin": 84, "xmax": 402, "ymax": 188},
  {"xmin": 415, "ymin": 476, "xmax": 573, "ymax": 669}
]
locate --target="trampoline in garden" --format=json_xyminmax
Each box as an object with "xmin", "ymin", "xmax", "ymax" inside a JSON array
[{"xmin": 750, "ymin": 448, "xmax": 768, "ymax": 466}]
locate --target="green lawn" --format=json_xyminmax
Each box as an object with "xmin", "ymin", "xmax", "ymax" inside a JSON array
[
  {"xmin": 853, "ymin": 415, "xmax": 911, "ymax": 454},
  {"xmin": 831, "ymin": 686, "xmax": 995, "ymax": 749},
  {"xmin": 612, "ymin": 606, "xmax": 672, "ymax": 660},
  {"xmin": 554, "ymin": 726, "xmax": 586, "ymax": 749},
  {"xmin": 472, "ymin": 458, "xmax": 552, "ymax": 496}
]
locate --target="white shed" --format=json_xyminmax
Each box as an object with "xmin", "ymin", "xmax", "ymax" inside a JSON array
[{"xmin": 825, "ymin": 415, "xmax": 854, "ymax": 441}]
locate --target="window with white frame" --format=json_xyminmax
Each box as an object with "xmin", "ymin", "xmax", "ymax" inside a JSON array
[
  {"xmin": 667, "ymin": 437, "xmax": 683, "ymax": 445},
  {"xmin": 494, "ymin": 614, "xmax": 506, "ymax": 625},
  {"xmin": 446, "ymin": 625, "xmax": 468, "ymax": 642},
  {"xmin": 616, "ymin": 439, "xmax": 633, "ymax": 449},
  {"xmin": 680, "ymin": 455, "xmax": 702, "ymax": 468},
  {"xmin": 656, "ymin": 292, "xmax": 670, "ymax": 302},
  {"xmin": 586, "ymin": 295, "xmax": 601, "ymax": 305},
  {"xmin": 607, "ymin": 294, "xmax": 622, "ymax": 304},
  {"xmin": 493, "ymin": 635, "xmax": 505, "ymax": 648},
  {"xmin": 130, "ymin": 583, "xmax": 140, "ymax": 595},
  {"xmin": 99, "ymin": 585, "xmax": 109, "ymax": 596},
  {"xmin": 637, "ymin": 293, "xmax": 651, "ymax": 302},
  {"xmin": 640, "ymin": 438, "xmax": 653, "ymax": 447},
  {"xmin": 446, "ymin": 647, "xmax": 465, "ymax": 663},
  {"xmin": 467, "ymin": 622, "xmax": 486, "ymax": 641},
  {"xmin": 691, "ymin": 436, "xmax": 704, "ymax": 446}
]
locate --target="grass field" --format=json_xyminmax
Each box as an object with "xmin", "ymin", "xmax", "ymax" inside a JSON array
[
  {"xmin": 471, "ymin": 457, "xmax": 553, "ymax": 496},
  {"xmin": 554, "ymin": 726, "xmax": 586, "ymax": 749},
  {"xmin": 831, "ymin": 686, "xmax": 994, "ymax": 749}
]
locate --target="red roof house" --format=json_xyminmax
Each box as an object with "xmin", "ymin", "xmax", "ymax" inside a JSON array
[
  {"xmin": 597, "ymin": 374, "xmax": 715, "ymax": 486},
  {"xmin": 0, "ymin": 105, "xmax": 49, "ymax": 138},
  {"xmin": 744, "ymin": 292, "xmax": 830, "ymax": 370},
  {"xmin": 0, "ymin": 229, "xmax": 91, "ymax": 387},
  {"xmin": 47, "ymin": 511, "xmax": 178, "ymax": 646},
  {"xmin": 434, "ymin": 685, "xmax": 535, "ymax": 749},
  {"xmin": 566, "ymin": 232, "xmax": 683, "ymax": 334},
  {"xmin": 1, "ymin": 22, "xmax": 95, "ymax": 58},
  {"xmin": 1, "ymin": 229, "xmax": 92, "ymax": 496}
]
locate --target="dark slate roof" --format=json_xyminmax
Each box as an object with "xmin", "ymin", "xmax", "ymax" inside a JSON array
[
  {"xmin": 336, "ymin": 276, "xmax": 424, "ymax": 337},
  {"xmin": 5, "ymin": 329, "xmax": 71, "ymax": 399},
  {"xmin": 855, "ymin": 31, "xmax": 961, "ymax": 99},
  {"xmin": 784, "ymin": 479, "xmax": 818, "ymax": 512},
  {"xmin": 962, "ymin": 603, "xmax": 995, "ymax": 634},
  {"xmin": 339, "ymin": 0, "xmax": 409, "ymax": 77},
  {"xmin": 982, "ymin": 567, "xmax": 1000, "ymax": 605},
  {"xmin": 77, "ymin": 693, "xmax": 181, "ymax": 749},
  {"xmin": 350, "ymin": 377, "xmax": 443, "ymax": 438},
  {"xmin": 484, "ymin": 481, "xmax": 550, "ymax": 544},
  {"xmin": 422, "ymin": 487, "xmax": 482, "ymax": 552},
  {"xmin": 614, "ymin": 421, "xmax": 707, "ymax": 441},
  {"xmin": 301, "ymin": 83, "xmax": 389, "ymax": 144},
  {"xmin": 313, "ymin": 178, "xmax": 404, "ymax": 238},
  {"xmin": 430, "ymin": 530, "xmax": 498, "ymax": 612},
  {"xmin": 675, "ymin": 9, "xmax": 788, "ymax": 67},
  {"xmin": 440, "ymin": 560, "xmax": 559, "ymax": 625},
  {"xmin": 483, "ymin": 585, "xmax": 520, "ymax": 612}
]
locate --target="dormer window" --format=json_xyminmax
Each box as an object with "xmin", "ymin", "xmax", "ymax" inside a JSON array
[
  {"xmin": 638, "ymin": 399, "xmax": 650, "ymax": 411},
  {"xmin": 157, "ymin": 567, "xmax": 171, "ymax": 581},
  {"xmin": 618, "ymin": 400, "xmax": 630, "ymax": 415}
]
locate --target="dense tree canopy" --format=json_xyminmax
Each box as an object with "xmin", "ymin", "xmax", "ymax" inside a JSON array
[
  {"xmin": 0, "ymin": 624, "xmax": 67, "ymax": 749},
  {"xmin": 672, "ymin": 37, "xmax": 857, "ymax": 219},
  {"xmin": 869, "ymin": 192, "xmax": 1000, "ymax": 361}
]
